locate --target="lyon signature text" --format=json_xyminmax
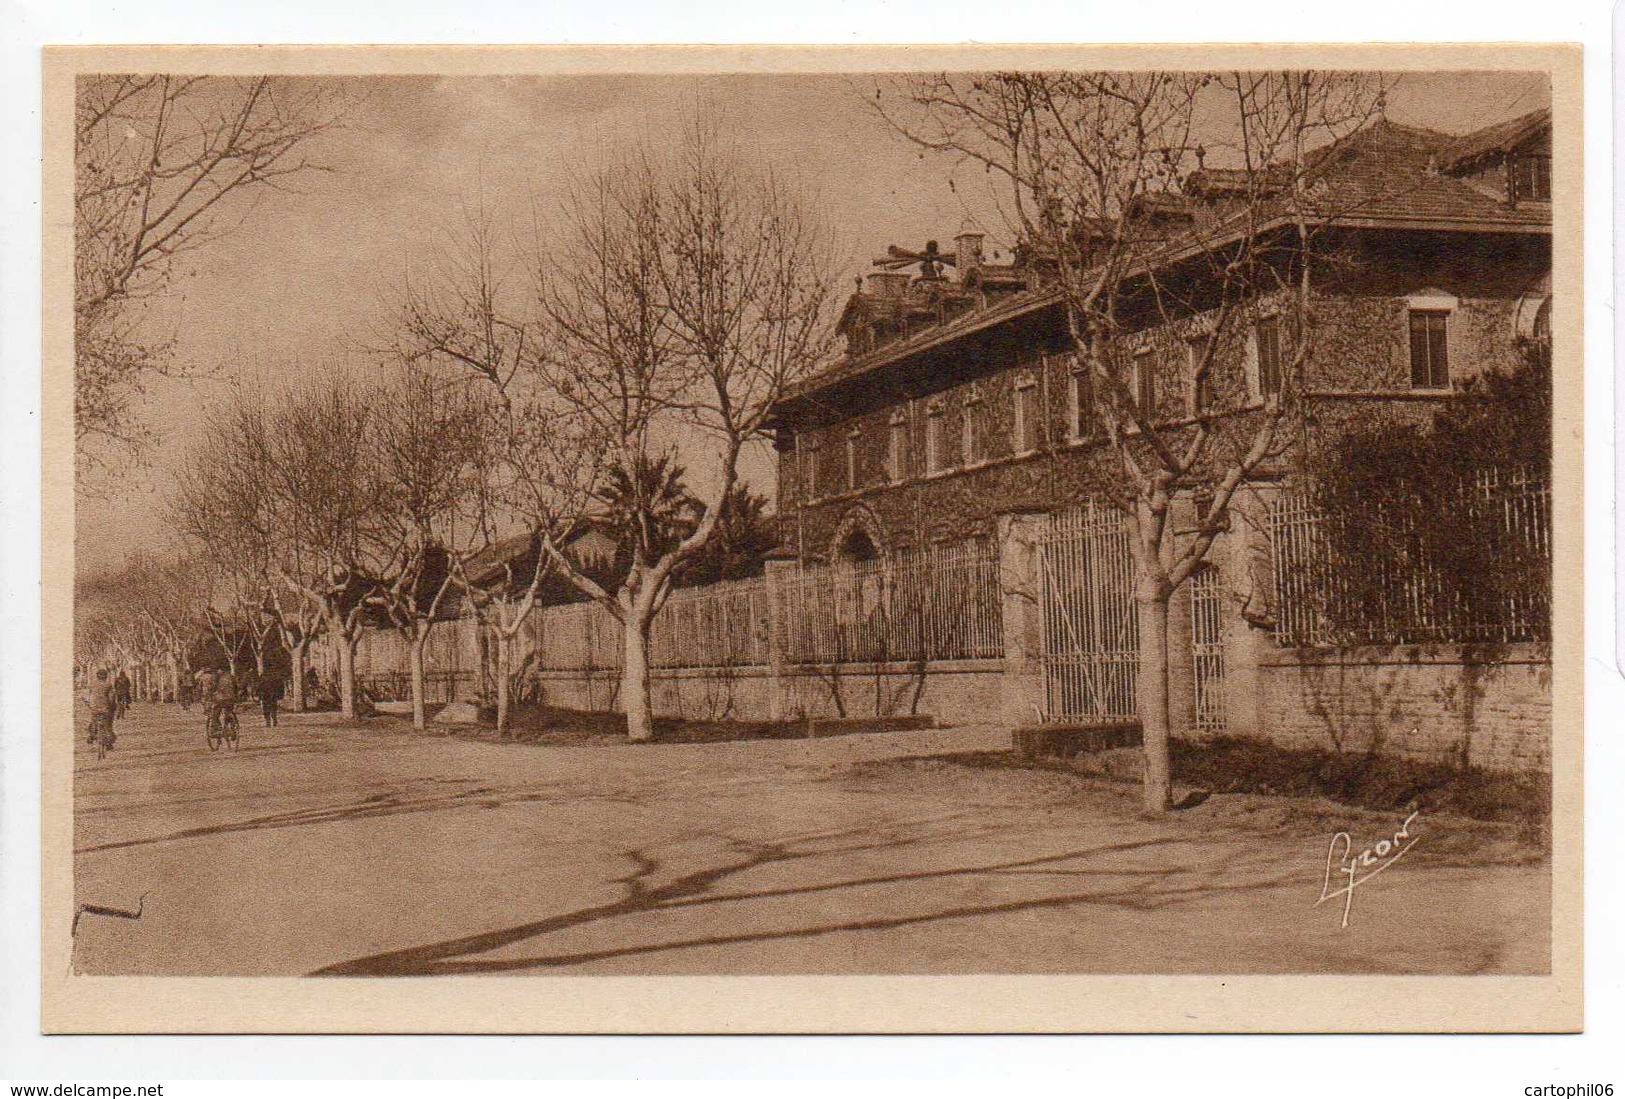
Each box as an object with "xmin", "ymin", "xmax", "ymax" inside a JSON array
[{"xmin": 1317, "ymin": 811, "xmax": 1422, "ymax": 928}]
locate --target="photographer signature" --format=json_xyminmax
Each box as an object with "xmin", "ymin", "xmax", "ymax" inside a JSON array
[{"xmin": 1317, "ymin": 811, "xmax": 1421, "ymax": 928}]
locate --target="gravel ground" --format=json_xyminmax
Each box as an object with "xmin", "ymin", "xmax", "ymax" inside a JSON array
[{"xmin": 71, "ymin": 703, "xmax": 1550, "ymax": 977}]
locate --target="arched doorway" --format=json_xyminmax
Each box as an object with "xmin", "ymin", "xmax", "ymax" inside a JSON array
[
  {"xmin": 838, "ymin": 528, "xmax": 879, "ymax": 563},
  {"xmin": 828, "ymin": 506, "xmax": 886, "ymax": 564}
]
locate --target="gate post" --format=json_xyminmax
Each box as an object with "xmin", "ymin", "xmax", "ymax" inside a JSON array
[
  {"xmin": 1218, "ymin": 480, "xmax": 1279, "ymax": 740},
  {"xmin": 996, "ymin": 510, "xmax": 1049, "ymax": 727}
]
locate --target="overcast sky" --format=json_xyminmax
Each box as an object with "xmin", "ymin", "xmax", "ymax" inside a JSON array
[{"xmin": 74, "ymin": 69, "xmax": 1550, "ymax": 575}]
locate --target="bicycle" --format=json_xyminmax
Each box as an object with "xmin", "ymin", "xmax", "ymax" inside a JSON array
[
  {"xmin": 88, "ymin": 713, "xmax": 115, "ymax": 761},
  {"xmin": 205, "ymin": 702, "xmax": 241, "ymax": 752}
]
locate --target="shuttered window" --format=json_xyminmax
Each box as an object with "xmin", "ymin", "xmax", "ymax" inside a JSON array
[{"xmin": 1408, "ymin": 310, "xmax": 1450, "ymax": 390}]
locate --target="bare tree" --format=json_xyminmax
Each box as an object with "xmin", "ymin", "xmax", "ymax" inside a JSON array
[
  {"xmin": 528, "ymin": 129, "xmax": 839, "ymax": 741},
  {"xmin": 390, "ymin": 128, "xmax": 836, "ymax": 743},
  {"xmin": 385, "ymin": 215, "xmax": 600, "ymax": 737},
  {"xmin": 879, "ymin": 71, "xmax": 1384, "ymax": 812},
  {"xmin": 457, "ymin": 403, "xmax": 602, "ymax": 738},
  {"xmin": 76, "ymin": 553, "xmax": 201, "ymax": 700},
  {"xmin": 75, "ymin": 75, "xmax": 341, "ymax": 464},
  {"xmin": 371, "ymin": 364, "xmax": 492, "ymax": 729},
  {"xmin": 266, "ymin": 377, "xmax": 385, "ymax": 720},
  {"xmin": 171, "ymin": 394, "xmax": 281, "ymax": 677}
]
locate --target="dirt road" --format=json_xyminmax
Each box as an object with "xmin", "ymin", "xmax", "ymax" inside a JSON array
[{"xmin": 70, "ymin": 704, "xmax": 1549, "ymax": 976}]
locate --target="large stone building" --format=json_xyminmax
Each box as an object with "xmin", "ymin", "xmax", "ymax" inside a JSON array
[
  {"xmin": 771, "ymin": 109, "xmax": 1552, "ymax": 564},
  {"xmin": 755, "ymin": 108, "xmax": 1553, "ymax": 769}
]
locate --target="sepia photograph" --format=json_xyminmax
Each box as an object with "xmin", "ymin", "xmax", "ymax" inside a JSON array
[{"xmin": 42, "ymin": 44, "xmax": 1581, "ymax": 1033}]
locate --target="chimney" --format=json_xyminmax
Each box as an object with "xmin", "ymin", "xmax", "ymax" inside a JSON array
[
  {"xmin": 865, "ymin": 271, "xmax": 911, "ymax": 298},
  {"xmin": 954, "ymin": 227, "xmax": 985, "ymax": 283}
]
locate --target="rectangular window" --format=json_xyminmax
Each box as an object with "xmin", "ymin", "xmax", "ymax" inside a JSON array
[
  {"xmin": 1011, "ymin": 376, "xmax": 1037, "ymax": 454},
  {"xmin": 1513, "ymin": 154, "xmax": 1551, "ymax": 202},
  {"xmin": 845, "ymin": 427, "xmax": 861, "ymax": 492},
  {"xmin": 962, "ymin": 392, "xmax": 983, "ymax": 465},
  {"xmin": 1188, "ymin": 334, "xmax": 1214, "ymax": 416},
  {"xmin": 1409, "ymin": 310, "xmax": 1451, "ymax": 389},
  {"xmin": 802, "ymin": 438, "xmax": 820, "ymax": 501},
  {"xmin": 887, "ymin": 408, "xmax": 909, "ymax": 481},
  {"xmin": 1253, "ymin": 317, "xmax": 1282, "ymax": 400},
  {"xmin": 926, "ymin": 404, "xmax": 947, "ymax": 474},
  {"xmin": 1067, "ymin": 364, "xmax": 1090, "ymax": 440},
  {"xmin": 1132, "ymin": 349, "xmax": 1158, "ymax": 420}
]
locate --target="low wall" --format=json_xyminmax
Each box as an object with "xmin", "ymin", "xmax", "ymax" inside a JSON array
[
  {"xmin": 1257, "ymin": 642, "xmax": 1551, "ymax": 772},
  {"xmin": 534, "ymin": 658, "xmax": 1004, "ymax": 723}
]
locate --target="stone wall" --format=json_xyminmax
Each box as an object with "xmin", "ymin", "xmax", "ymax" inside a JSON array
[{"xmin": 1256, "ymin": 642, "xmax": 1551, "ymax": 772}]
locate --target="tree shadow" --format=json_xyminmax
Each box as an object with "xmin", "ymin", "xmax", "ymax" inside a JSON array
[
  {"xmin": 310, "ymin": 825, "xmax": 1286, "ymax": 976},
  {"xmin": 72, "ymin": 779, "xmax": 584, "ymax": 855}
]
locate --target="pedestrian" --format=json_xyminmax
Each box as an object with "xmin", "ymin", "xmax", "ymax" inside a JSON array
[
  {"xmin": 113, "ymin": 669, "xmax": 132, "ymax": 719},
  {"xmin": 257, "ymin": 668, "xmax": 284, "ymax": 727},
  {"xmin": 303, "ymin": 666, "xmax": 320, "ymax": 708},
  {"xmin": 83, "ymin": 668, "xmax": 116, "ymax": 748}
]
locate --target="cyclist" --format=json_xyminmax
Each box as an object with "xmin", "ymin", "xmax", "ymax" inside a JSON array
[
  {"xmin": 211, "ymin": 667, "xmax": 240, "ymax": 738},
  {"xmin": 196, "ymin": 666, "xmax": 220, "ymax": 738}
]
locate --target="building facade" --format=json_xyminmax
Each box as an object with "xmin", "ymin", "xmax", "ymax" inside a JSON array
[
  {"xmin": 773, "ymin": 111, "xmax": 1552, "ymax": 566},
  {"xmin": 760, "ymin": 109, "xmax": 1554, "ymax": 768}
]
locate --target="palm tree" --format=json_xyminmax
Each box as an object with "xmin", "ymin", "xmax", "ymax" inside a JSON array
[{"xmin": 593, "ymin": 454, "xmax": 701, "ymax": 570}]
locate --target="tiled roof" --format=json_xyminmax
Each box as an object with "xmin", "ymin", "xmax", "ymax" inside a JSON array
[
  {"xmin": 1440, "ymin": 107, "xmax": 1551, "ymax": 170},
  {"xmin": 786, "ymin": 110, "xmax": 1551, "ymax": 405},
  {"xmin": 1300, "ymin": 116, "xmax": 1550, "ymax": 229}
]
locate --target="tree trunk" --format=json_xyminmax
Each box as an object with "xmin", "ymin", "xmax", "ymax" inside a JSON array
[
  {"xmin": 289, "ymin": 641, "xmax": 308, "ymax": 712},
  {"xmin": 1136, "ymin": 585, "xmax": 1174, "ymax": 815},
  {"xmin": 494, "ymin": 629, "xmax": 511, "ymax": 739},
  {"xmin": 622, "ymin": 615, "xmax": 653, "ymax": 743},
  {"xmin": 409, "ymin": 627, "xmax": 429, "ymax": 730},
  {"xmin": 337, "ymin": 630, "xmax": 358, "ymax": 720}
]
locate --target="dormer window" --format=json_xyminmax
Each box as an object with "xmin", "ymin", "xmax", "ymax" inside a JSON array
[{"xmin": 1511, "ymin": 153, "xmax": 1551, "ymax": 203}]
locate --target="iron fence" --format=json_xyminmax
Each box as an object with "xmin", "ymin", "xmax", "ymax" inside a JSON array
[
  {"xmin": 1270, "ymin": 464, "xmax": 1551, "ymax": 647},
  {"xmin": 1190, "ymin": 563, "xmax": 1227, "ymax": 733},
  {"xmin": 1036, "ymin": 499, "xmax": 1139, "ymax": 722},
  {"xmin": 650, "ymin": 577, "xmax": 772, "ymax": 669},
  {"xmin": 774, "ymin": 538, "xmax": 1004, "ymax": 665}
]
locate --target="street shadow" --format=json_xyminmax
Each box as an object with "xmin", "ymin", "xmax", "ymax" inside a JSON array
[
  {"xmin": 311, "ymin": 825, "xmax": 1288, "ymax": 976},
  {"xmin": 72, "ymin": 779, "xmax": 582, "ymax": 855}
]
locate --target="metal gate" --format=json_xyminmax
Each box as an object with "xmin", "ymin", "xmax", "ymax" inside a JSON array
[
  {"xmin": 1036, "ymin": 500, "xmax": 1138, "ymax": 721},
  {"xmin": 1190, "ymin": 563, "xmax": 1227, "ymax": 733}
]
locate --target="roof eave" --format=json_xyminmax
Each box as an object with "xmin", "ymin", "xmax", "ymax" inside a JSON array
[{"xmin": 782, "ymin": 211, "xmax": 1549, "ymax": 409}]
